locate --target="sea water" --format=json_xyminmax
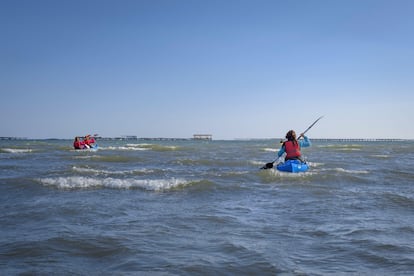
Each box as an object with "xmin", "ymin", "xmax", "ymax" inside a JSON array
[{"xmin": 0, "ymin": 139, "xmax": 413, "ymax": 275}]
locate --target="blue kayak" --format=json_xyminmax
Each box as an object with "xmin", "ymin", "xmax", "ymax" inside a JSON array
[
  {"xmin": 89, "ymin": 144, "xmax": 98, "ymax": 151},
  {"xmin": 276, "ymin": 159, "xmax": 309, "ymax": 173}
]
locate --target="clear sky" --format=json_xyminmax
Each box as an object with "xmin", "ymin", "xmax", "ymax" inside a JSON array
[{"xmin": 1, "ymin": 0, "xmax": 413, "ymax": 139}]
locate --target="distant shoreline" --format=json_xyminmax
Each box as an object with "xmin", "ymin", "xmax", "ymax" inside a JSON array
[{"xmin": 0, "ymin": 137, "xmax": 412, "ymax": 142}]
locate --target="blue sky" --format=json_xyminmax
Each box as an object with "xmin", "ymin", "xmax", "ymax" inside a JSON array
[{"xmin": 1, "ymin": 0, "xmax": 413, "ymax": 139}]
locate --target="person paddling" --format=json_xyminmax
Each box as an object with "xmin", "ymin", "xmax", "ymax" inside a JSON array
[
  {"xmin": 83, "ymin": 134, "xmax": 96, "ymax": 148},
  {"xmin": 277, "ymin": 130, "xmax": 311, "ymax": 162},
  {"xmin": 73, "ymin": 137, "xmax": 85, "ymax": 150},
  {"xmin": 261, "ymin": 116, "xmax": 322, "ymax": 169}
]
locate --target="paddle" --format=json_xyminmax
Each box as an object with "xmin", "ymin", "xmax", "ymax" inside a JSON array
[
  {"xmin": 261, "ymin": 116, "xmax": 324, "ymax": 170},
  {"xmin": 260, "ymin": 156, "xmax": 280, "ymax": 170}
]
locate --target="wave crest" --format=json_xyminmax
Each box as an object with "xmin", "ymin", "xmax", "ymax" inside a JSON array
[
  {"xmin": 38, "ymin": 176, "xmax": 192, "ymax": 191},
  {"xmin": 1, "ymin": 148, "xmax": 33, "ymax": 153},
  {"xmin": 102, "ymin": 144, "xmax": 180, "ymax": 152}
]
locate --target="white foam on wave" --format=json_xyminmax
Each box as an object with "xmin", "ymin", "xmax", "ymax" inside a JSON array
[
  {"xmin": 268, "ymin": 169, "xmax": 314, "ymax": 177},
  {"xmin": 102, "ymin": 143, "xmax": 179, "ymax": 151},
  {"xmin": 72, "ymin": 166, "xmax": 153, "ymax": 175},
  {"xmin": 250, "ymin": 160, "xmax": 269, "ymax": 166},
  {"xmin": 318, "ymin": 144, "xmax": 363, "ymax": 149},
  {"xmin": 39, "ymin": 176, "xmax": 191, "ymax": 191},
  {"xmin": 73, "ymin": 155, "xmax": 97, "ymax": 160},
  {"xmin": 333, "ymin": 168, "xmax": 369, "ymax": 174},
  {"xmin": 101, "ymin": 146, "xmax": 150, "ymax": 151},
  {"xmin": 126, "ymin": 143, "xmax": 152, "ymax": 147},
  {"xmin": 371, "ymin": 154, "xmax": 389, "ymax": 158},
  {"xmin": 72, "ymin": 166, "xmax": 104, "ymax": 174},
  {"xmin": 307, "ymin": 162, "xmax": 324, "ymax": 167},
  {"xmin": 263, "ymin": 148, "xmax": 278, "ymax": 152},
  {"xmin": 1, "ymin": 148, "xmax": 33, "ymax": 153}
]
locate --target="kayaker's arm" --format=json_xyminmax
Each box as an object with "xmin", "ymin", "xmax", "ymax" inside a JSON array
[
  {"xmin": 299, "ymin": 136, "xmax": 311, "ymax": 148},
  {"xmin": 277, "ymin": 145, "xmax": 286, "ymax": 158}
]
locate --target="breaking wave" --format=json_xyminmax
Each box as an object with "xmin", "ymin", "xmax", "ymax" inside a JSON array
[
  {"xmin": 332, "ymin": 168, "xmax": 369, "ymax": 174},
  {"xmin": 72, "ymin": 166, "xmax": 154, "ymax": 175},
  {"xmin": 102, "ymin": 143, "xmax": 180, "ymax": 151},
  {"xmin": 38, "ymin": 176, "xmax": 194, "ymax": 191},
  {"xmin": 1, "ymin": 148, "xmax": 33, "ymax": 153}
]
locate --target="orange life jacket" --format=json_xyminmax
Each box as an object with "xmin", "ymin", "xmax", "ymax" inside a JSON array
[{"xmin": 283, "ymin": 140, "xmax": 301, "ymax": 159}]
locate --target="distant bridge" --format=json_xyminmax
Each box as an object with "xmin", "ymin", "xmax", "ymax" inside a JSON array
[
  {"xmin": 193, "ymin": 134, "xmax": 212, "ymax": 140},
  {"xmin": 309, "ymin": 138, "xmax": 408, "ymax": 142}
]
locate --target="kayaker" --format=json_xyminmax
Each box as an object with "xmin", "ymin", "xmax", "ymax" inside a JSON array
[
  {"xmin": 73, "ymin": 137, "xmax": 85, "ymax": 150},
  {"xmin": 277, "ymin": 130, "xmax": 311, "ymax": 162},
  {"xmin": 83, "ymin": 134, "xmax": 95, "ymax": 148}
]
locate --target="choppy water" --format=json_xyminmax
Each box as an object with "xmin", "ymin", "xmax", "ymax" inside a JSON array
[{"xmin": 1, "ymin": 139, "xmax": 413, "ymax": 275}]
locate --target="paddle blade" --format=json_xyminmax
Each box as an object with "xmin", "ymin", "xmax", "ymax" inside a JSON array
[{"xmin": 261, "ymin": 162, "xmax": 274, "ymax": 170}]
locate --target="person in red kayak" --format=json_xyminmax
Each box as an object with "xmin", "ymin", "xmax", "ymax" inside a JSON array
[
  {"xmin": 83, "ymin": 134, "xmax": 96, "ymax": 148},
  {"xmin": 277, "ymin": 130, "xmax": 311, "ymax": 162},
  {"xmin": 73, "ymin": 137, "xmax": 85, "ymax": 149}
]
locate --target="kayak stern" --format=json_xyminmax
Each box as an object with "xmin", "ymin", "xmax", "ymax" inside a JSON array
[{"xmin": 276, "ymin": 159, "xmax": 309, "ymax": 173}]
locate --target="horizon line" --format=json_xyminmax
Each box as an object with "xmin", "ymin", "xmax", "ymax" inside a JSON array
[{"xmin": 0, "ymin": 136, "xmax": 412, "ymax": 142}]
